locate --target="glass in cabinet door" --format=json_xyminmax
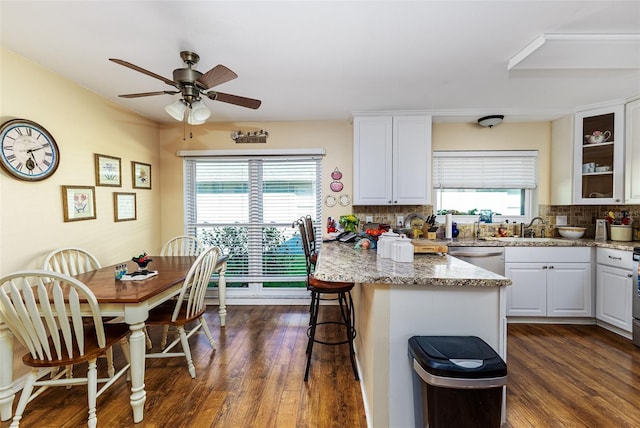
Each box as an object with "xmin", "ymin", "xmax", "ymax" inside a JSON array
[{"xmin": 580, "ymin": 112, "xmax": 616, "ymax": 199}]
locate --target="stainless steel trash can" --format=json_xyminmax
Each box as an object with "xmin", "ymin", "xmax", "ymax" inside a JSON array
[{"xmin": 408, "ymin": 336, "xmax": 507, "ymax": 428}]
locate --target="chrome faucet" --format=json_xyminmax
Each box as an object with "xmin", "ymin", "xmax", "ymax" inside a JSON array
[{"xmin": 521, "ymin": 217, "xmax": 546, "ymax": 238}]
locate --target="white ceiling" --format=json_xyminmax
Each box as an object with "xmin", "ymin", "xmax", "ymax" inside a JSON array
[{"xmin": 1, "ymin": 1, "xmax": 639, "ymax": 124}]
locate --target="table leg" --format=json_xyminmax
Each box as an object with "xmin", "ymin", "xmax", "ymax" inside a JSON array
[
  {"xmin": 218, "ymin": 261, "xmax": 227, "ymax": 327},
  {"xmin": 0, "ymin": 322, "xmax": 15, "ymax": 421},
  {"xmin": 128, "ymin": 321, "xmax": 147, "ymax": 423}
]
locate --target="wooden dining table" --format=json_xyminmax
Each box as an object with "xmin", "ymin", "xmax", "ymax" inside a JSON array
[{"xmin": 0, "ymin": 255, "xmax": 228, "ymax": 423}]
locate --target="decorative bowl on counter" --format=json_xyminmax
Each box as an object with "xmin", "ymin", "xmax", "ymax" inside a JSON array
[{"xmin": 557, "ymin": 227, "xmax": 586, "ymax": 240}]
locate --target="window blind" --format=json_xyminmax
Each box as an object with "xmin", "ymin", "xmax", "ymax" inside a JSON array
[
  {"xmin": 184, "ymin": 156, "xmax": 322, "ymax": 285},
  {"xmin": 433, "ymin": 151, "xmax": 537, "ymax": 189}
]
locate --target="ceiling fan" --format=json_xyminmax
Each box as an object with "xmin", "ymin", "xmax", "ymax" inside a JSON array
[{"xmin": 109, "ymin": 51, "xmax": 261, "ymax": 124}]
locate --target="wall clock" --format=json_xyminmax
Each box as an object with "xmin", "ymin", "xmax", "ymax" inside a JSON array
[{"xmin": 0, "ymin": 119, "xmax": 60, "ymax": 181}]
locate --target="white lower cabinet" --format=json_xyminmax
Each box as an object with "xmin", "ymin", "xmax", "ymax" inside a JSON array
[
  {"xmin": 505, "ymin": 263, "xmax": 547, "ymax": 316},
  {"xmin": 505, "ymin": 247, "xmax": 593, "ymax": 318},
  {"xmin": 596, "ymin": 248, "xmax": 633, "ymax": 332}
]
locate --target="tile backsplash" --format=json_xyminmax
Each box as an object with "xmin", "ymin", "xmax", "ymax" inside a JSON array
[{"xmin": 352, "ymin": 204, "xmax": 640, "ymax": 239}]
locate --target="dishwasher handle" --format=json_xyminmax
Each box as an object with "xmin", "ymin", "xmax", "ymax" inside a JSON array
[{"xmin": 449, "ymin": 251, "xmax": 504, "ymax": 258}]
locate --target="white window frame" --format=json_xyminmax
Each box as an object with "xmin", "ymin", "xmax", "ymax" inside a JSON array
[
  {"xmin": 432, "ymin": 150, "xmax": 538, "ymax": 224},
  {"xmin": 180, "ymin": 149, "xmax": 324, "ymax": 303}
]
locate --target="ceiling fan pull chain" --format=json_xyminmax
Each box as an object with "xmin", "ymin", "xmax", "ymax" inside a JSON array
[{"xmin": 182, "ymin": 114, "xmax": 187, "ymax": 142}]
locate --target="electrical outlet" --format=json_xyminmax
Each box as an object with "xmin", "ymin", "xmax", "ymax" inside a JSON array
[
  {"xmin": 366, "ymin": 216, "xmax": 373, "ymax": 223},
  {"xmin": 556, "ymin": 215, "xmax": 567, "ymax": 226},
  {"xmin": 396, "ymin": 215, "xmax": 404, "ymax": 227}
]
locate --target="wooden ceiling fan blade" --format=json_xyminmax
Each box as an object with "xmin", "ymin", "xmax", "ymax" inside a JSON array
[
  {"xmin": 197, "ymin": 65, "xmax": 238, "ymax": 89},
  {"xmin": 207, "ymin": 92, "xmax": 262, "ymax": 109},
  {"xmin": 109, "ymin": 58, "xmax": 179, "ymax": 88},
  {"xmin": 118, "ymin": 90, "xmax": 180, "ymax": 98}
]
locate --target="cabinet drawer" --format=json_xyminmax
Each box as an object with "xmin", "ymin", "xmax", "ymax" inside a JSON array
[
  {"xmin": 505, "ymin": 247, "xmax": 591, "ymax": 263},
  {"xmin": 596, "ymin": 247, "xmax": 632, "ymax": 270}
]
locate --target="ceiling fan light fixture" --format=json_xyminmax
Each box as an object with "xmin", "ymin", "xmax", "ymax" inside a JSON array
[
  {"xmin": 477, "ymin": 115, "xmax": 504, "ymax": 128},
  {"xmin": 165, "ymin": 99, "xmax": 187, "ymax": 121},
  {"xmin": 187, "ymin": 111, "xmax": 207, "ymax": 125},
  {"xmin": 190, "ymin": 100, "xmax": 211, "ymax": 122}
]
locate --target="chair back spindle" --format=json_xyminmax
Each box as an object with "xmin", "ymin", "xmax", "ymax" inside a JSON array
[
  {"xmin": 161, "ymin": 235, "xmax": 204, "ymax": 256},
  {"xmin": 43, "ymin": 248, "xmax": 101, "ymax": 276}
]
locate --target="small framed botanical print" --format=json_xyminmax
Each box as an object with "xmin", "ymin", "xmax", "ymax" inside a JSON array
[
  {"xmin": 114, "ymin": 192, "xmax": 137, "ymax": 222},
  {"xmin": 132, "ymin": 161, "xmax": 151, "ymax": 189},
  {"xmin": 62, "ymin": 185, "xmax": 96, "ymax": 222},
  {"xmin": 95, "ymin": 154, "xmax": 122, "ymax": 187}
]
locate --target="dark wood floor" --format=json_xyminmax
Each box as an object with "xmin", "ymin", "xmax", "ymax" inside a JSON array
[
  {"xmin": 506, "ymin": 323, "xmax": 640, "ymax": 427},
  {"xmin": 3, "ymin": 307, "xmax": 640, "ymax": 427}
]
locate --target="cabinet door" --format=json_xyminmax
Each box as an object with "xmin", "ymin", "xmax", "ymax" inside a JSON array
[
  {"xmin": 353, "ymin": 116, "xmax": 393, "ymax": 205},
  {"xmin": 596, "ymin": 264, "xmax": 633, "ymax": 332},
  {"xmin": 547, "ymin": 263, "xmax": 593, "ymax": 317},
  {"xmin": 392, "ymin": 115, "xmax": 431, "ymax": 205},
  {"xmin": 625, "ymin": 98, "xmax": 640, "ymax": 203},
  {"xmin": 505, "ymin": 263, "xmax": 547, "ymax": 316},
  {"xmin": 573, "ymin": 104, "xmax": 625, "ymax": 204}
]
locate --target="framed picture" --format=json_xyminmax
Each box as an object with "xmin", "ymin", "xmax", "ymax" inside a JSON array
[
  {"xmin": 114, "ymin": 192, "xmax": 137, "ymax": 222},
  {"xmin": 62, "ymin": 185, "xmax": 96, "ymax": 222},
  {"xmin": 132, "ymin": 161, "xmax": 151, "ymax": 189},
  {"xmin": 95, "ymin": 154, "xmax": 122, "ymax": 187}
]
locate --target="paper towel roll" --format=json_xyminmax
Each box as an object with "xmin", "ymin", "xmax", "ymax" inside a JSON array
[{"xmin": 445, "ymin": 213, "xmax": 453, "ymax": 239}]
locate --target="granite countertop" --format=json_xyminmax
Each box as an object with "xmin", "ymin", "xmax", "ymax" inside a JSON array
[
  {"xmin": 313, "ymin": 241, "xmax": 511, "ymax": 287},
  {"xmin": 446, "ymin": 237, "xmax": 640, "ymax": 251}
]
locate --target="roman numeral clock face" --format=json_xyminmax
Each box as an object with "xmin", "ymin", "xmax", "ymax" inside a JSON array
[{"xmin": 0, "ymin": 119, "xmax": 60, "ymax": 181}]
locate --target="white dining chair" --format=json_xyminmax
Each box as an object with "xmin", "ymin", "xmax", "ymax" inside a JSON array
[
  {"xmin": 43, "ymin": 247, "xmax": 152, "ymax": 364},
  {"xmin": 157, "ymin": 235, "xmax": 205, "ymax": 348},
  {"xmin": 43, "ymin": 247, "xmax": 101, "ymax": 276},
  {"xmin": 42, "ymin": 247, "xmax": 117, "ymax": 376},
  {"xmin": 160, "ymin": 235, "xmax": 204, "ymax": 257},
  {"xmin": 0, "ymin": 270, "xmax": 131, "ymax": 428},
  {"xmin": 144, "ymin": 246, "xmax": 220, "ymax": 378}
]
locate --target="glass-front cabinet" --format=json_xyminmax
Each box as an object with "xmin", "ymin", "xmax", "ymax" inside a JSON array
[{"xmin": 573, "ymin": 104, "xmax": 625, "ymax": 205}]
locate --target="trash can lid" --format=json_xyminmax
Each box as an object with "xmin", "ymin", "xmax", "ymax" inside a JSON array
[{"xmin": 408, "ymin": 336, "xmax": 507, "ymax": 379}]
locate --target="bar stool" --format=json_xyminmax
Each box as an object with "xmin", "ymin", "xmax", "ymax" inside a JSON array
[
  {"xmin": 295, "ymin": 218, "xmax": 359, "ymax": 381},
  {"xmin": 304, "ymin": 215, "xmax": 319, "ymax": 267}
]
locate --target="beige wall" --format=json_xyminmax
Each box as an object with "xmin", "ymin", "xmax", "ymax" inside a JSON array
[
  {"xmin": 432, "ymin": 121, "xmax": 552, "ymax": 204},
  {"xmin": 0, "ymin": 47, "xmax": 162, "ymax": 275},
  {"xmin": 158, "ymin": 120, "xmax": 354, "ymax": 242}
]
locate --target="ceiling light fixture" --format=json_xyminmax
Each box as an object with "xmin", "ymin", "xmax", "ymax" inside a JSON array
[
  {"xmin": 477, "ymin": 115, "xmax": 504, "ymax": 128},
  {"xmin": 165, "ymin": 99, "xmax": 187, "ymax": 121},
  {"xmin": 231, "ymin": 130, "xmax": 269, "ymax": 144},
  {"xmin": 165, "ymin": 98, "xmax": 211, "ymax": 125}
]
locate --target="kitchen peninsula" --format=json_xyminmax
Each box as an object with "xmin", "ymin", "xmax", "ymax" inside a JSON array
[{"xmin": 313, "ymin": 242, "xmax": 511, "ymax": 428}]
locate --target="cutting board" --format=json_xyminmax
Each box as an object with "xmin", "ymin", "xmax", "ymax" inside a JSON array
[{"xmin": 411, "ymin": 239, "xmax": 448, "ymax": 254}]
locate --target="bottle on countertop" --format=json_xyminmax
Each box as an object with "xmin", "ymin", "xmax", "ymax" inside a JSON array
[
  {"xmin": 498, "ymin": 220, "xmax": 508, "ymax": 237},
  {"xmin": 327, "ymin": 217, "xmax": 337, "ymax": 233},
  {"xmin": 451, "ymin": 222, "xmax": 459, "ymax": 238}
]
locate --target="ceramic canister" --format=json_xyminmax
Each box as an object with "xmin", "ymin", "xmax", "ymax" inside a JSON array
[
  {"xmin": 392, "ymin": 234, "xmax": 414, "ymax": 263},
  {"xmin": 377, "ymin": 231, "xmax": 399, "ymax": 259}
]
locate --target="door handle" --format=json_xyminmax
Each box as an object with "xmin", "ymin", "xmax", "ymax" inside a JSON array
[{"xmin": 449, "ymin": 252, "xmax": 503, "ymax": 258}]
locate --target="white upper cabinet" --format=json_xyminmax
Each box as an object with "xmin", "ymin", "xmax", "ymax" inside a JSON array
[
  {"xmin": 573, "ymin": 103, "xmax": 625, "ymax": 204},
  {"xmin": 625, "ymin": 98, "xmax": 640, "ymax": 203},
  {"xmin": 353, "ymin": 115, "xmax": 431, "ymax": 205}
]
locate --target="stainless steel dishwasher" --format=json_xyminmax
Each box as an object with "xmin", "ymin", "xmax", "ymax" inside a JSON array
[{"xmin": 448, "ymin": 247, "xmax": 505, "ymax": 275}]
